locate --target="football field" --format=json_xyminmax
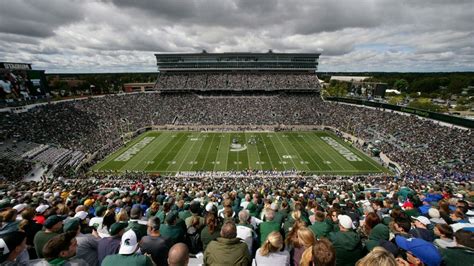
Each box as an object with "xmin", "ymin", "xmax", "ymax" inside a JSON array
[{"xmin": 91, "ymin": 131, "xmax": 389, "ymax": 175}]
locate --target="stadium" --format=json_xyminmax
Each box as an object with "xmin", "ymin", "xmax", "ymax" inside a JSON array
[
  {"xmin": 1, "ymin": 51, "xmax": 471, "ymax": 180},
  {"xmin": 0, "ymin": 51, "xmax": 473, "ymax": 265}
]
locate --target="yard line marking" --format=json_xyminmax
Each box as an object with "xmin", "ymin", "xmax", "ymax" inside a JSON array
[
  {"xmin": 172, "ymin": 133, "xmax": 204, "ymax": 172},
  {"xmin": 325, "ymin": 132, "xmax": 387, "ymax": 173},
  {"xmin": 299, "ymin": 132, "xmax": 336, "ymax": 171},
  {"xmin": 199, "ymin": 133, "xmax": 217, "ymax": 170},
  {"xmin": 258, "ymin": 133, "xmax": 276, "ymax": 170},
  {"xmin": 245, "ymin": 132, "xmax": 263, "ymax": 171},
  {"xmin": 287, "ymin": 133, "xmax": 322, "ymax": 171},
  {"xmin": 307, "ymin": 132, "xmax": 349, "ymax": 170},
  {"xmin": 151, "ymin": 132, "xmax": 190, "ymax": 171},
  {"xmin": 266, "ymin": 133, "xmax": 289, "ymax": 171},
  {"xmin": 120, "ymin": 132, "xmax": 168, "ymax": 171},
  {"xmin": 273, "ymin": 132, "xmax": 299, "ymax": 170}
]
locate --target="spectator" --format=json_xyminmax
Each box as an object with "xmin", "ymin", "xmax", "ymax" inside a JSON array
[
  {"xmin": 410, "ymin": 216, "xmax": 435, "ymax": 242},
  {"xmin": 33, "ymin": 204, "xmax": 49, "ymax": 225},
  {"xmin": 258, "ymin": 209, "xmax": 281, "ymax": 245},
  {"xmin": 200, "ymin": 212, "xmax": 220, "ymax": 251},
  {"xmin": 0, "ymin": 231, "xmax": 28, "ymax": 265},
  {"xmin": 254, "ymin": 231, "xmax": 290, "ymax": 265},
  {"xmin": 101, "ymin": 230, "xmax": 153, "ymax": 266},
  {"xmin": 63, "ymin": 218, "xmax": 99, "ymax": 266},
  {"xmin": 433, "ymin": 223, "xmax": 456, "ymax": 249},
  {"xmin": 356, "ymin": 246, "xmax": 396, "ymax": 266},
  {"xmin": 185, "ymin": 201, "xmax": 205, "ymax": 229},
  {"xmin": 18, "ymin": 207, "xmax": 42, "ymax": 259},
  {"xmin": 32, "ymin": 231, "xmax": 87, "ymax": 265},
  {"xmin": 203, "ymin": 221, "xmax": 251, "ymax": 265},
  {"xmin": 300, "ymin": 237, "xmax": 336, "ymax": 266},
  {"xmin": 168, "ymin": 243, "xmax": 189, "ymax": 266},
  {"xmin": 140, "ymin": 217, "xmax": 172, "ymax": 266},
  {"xmin": 395, "ymin": 235, "xmax": 442, "ymax": 266},
  {"xmin": 236, "ymin": 210, "xmax": 255, "ymax": 255},
  {"xmin": 160, "ymin": 211, "xmax": 185, "ymax": 245},
  {"xmin": 365, "ymin": 223, "xmax": 389, "ymax": 251},
  {"xmin": 33, "ymin": 215, "xmax": 64, "ymax": 258},
  {"xmin": 391, "ymin": 216, "xmax": 412, "ymax": 238},
  {"xmin": 440, "ymin": 229, "xmax": 474, "ymax": 266},
  {"xmin": 329, "ymin": 215, "xmax": 364, "ymax": 266},
  {"xmin": 0, "ymin": 209, "xmax": 19, "ymax": 237},
  {"xmin": 427, "ymin": 208, "xmax": 446, "ymax": 225},
  {"xmin": 97, "ymin": 222, "xmax": 128, "ymax": 264},
  {"xmin": 309, "ymin": 211, "xmax": 332, "ymax": 239},
  {"xmin": 126, "ymin": 206, "xmax": 147, "ymax": 241},
  {"xmin": 286, "ymin": 225, "xmax": 316, "ymax": 266}
]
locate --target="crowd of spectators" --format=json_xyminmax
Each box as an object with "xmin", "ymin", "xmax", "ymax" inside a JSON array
[
  {"xmin": 0, "ymin": 174, "xmax": 472, "ymax": 265},
  {"xmin": 1, "ymin": 89, "xmax": 471, "ymax": 180},
  {"xmin": 0, "ymin": 158, "xmax": 32, "ymax": 181},
  {"xmin": 155, "ymin": 73, "xmax": 321, "ymax": 90}
]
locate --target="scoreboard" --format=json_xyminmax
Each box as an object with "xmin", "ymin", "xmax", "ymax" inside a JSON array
[{"xmin": 0, "ymin": 62, "xmax": 48, "ymax": 99}]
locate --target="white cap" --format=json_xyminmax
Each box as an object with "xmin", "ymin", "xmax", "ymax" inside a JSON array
[
  {"xmin": 35, "ymin": 205, "xmax": 49, "ymax": 214},
  {"xmin": 74, "ymin": 211, "xmax": 88, "ymax": 220},
  {"xmin": 428, "ymin": 208, "xmax": 440, "ymax": 219},
  {"xmin": 412, "ymin": 216, "xmax": 431, "ymax": 225},
  {"xmin": 119, "ymin": 230, "xmax": 138, "ymax": 255},
  {"xmin": 338, "ymin": 215, "xmax": 354, "ymax": 229},
  {"xmin": 13, "ymin": 203, "xmax": 27, "ymax": 213}
]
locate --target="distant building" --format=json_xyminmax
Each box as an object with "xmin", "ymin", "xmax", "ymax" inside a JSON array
[{"xmin": 123, "ymin": 82, "xmax": 156, "ymax": 92}]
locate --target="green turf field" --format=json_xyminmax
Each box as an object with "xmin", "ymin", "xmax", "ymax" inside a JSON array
[{"xmin": 91, "ymin": 131, "xmax": 389, "ymax": 175}]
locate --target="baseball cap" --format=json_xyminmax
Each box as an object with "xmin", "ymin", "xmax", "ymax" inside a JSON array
[
  {"xmin": 74, "ymin": 211, "xmax": 88, "ymax": 220},
  {"xmin": 119, "ymin": 230, "xmax": 138, "ymax": 255},
  {"xmin": 63, "ymin": 218, "xmax": 81, "ymax": 232},
  {"xmin": 428, "ymin": 208, "xmax": 440, "ymax": 219},
  {"xmin": 13, "ymin": 203, "xmax": 27, "ymax": 213},
  {"xmin": 84, "ymin": 199, "xmax": 94, "ymax": 207},
  {"xmin": 402, "ymin": 202, "xmax": 414, "ymax": 209},
  {"xmin": 165, "ymin": 211, "xmax": 178, "ymax": 224},
  {"xmin": 95, "ymin": 206, "xmax": 107, "ymax": 216},
  {"xmin": 338, "ymin": 215, "xmax": 354, "ymax": 229},
  {"xmin": 109, "ymin": 222, "xmax": 128, "ymax": 236},
  {"xmin": 35, "ymin": 204, "xmax": 49, "ymax": 214},
  {"xmin": 412, "ymin": 216, "xmax": 431, "ymax": 226},
  {"xmin": 395, "ymin": 236, "xmax": 441, "ymax": 266},
  {"xmin": 44, "ymin": 215, "xmax": 65, "ymax": 229}
]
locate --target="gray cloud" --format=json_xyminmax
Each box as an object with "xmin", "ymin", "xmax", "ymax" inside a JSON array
[
  {"xmin": 0, "ymin": 0, "xmax": 472, "ymax": 72},
  {"xmin": 0, "ymin": 0, "xmax": 85, "ymax": 37}
]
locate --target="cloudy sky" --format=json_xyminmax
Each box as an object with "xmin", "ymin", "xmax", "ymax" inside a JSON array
[{"xmin": 0, "ymin": 0, "xmax": 473, "ymax": 73}]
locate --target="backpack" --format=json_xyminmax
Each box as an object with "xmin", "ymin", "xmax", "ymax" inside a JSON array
[{"xmin": 185, "ymin": 226, "xmax": 203, "ymax": 254}]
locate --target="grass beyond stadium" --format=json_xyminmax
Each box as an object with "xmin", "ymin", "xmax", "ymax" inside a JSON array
[{"xmin": 91, "ymin": 131, "xmax": 389, "ymax": 175}]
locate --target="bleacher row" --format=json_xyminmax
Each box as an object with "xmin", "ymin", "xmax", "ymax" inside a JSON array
[{"xmin": 154, "ymin": 73, "xmax": 321, "ymax": 91}]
